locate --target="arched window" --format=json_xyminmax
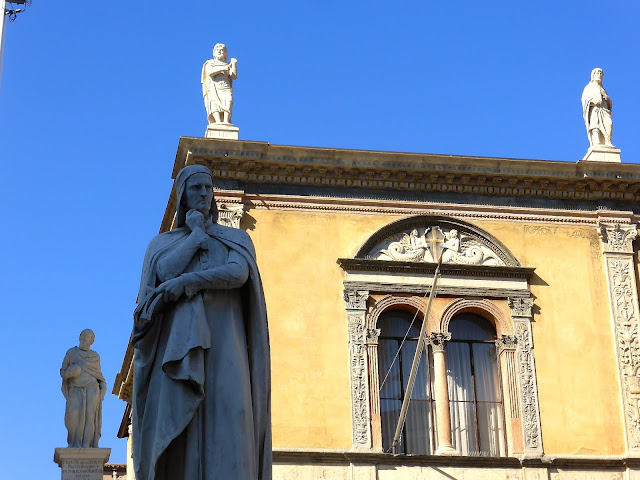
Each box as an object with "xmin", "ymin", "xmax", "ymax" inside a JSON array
[
  {"xmin": 377, "ymin": 309, "xmax": 435, "ymax": 454},
  {"xmin": 447, "ymin": 313, "xmax": 506, "ymax": 456}
]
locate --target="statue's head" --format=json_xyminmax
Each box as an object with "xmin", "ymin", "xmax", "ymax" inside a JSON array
[
  {"xmin": 79, "ymin": 329, "xmax": 95, "ymax": 351},
  {"xmin": 175, "ymin": 165, "xmax": 219, "ymax": 227},
  {"xmin": 213, "ymin": 43, "xmax": 228, "ymax": 62},
  {"xmin": 591, "ymin": 67, "xmax": 604, "ymax": 84},
  {"xmin": 411, "ymin": 229, "xmax": 418, "ymax": 236},
  {"xmin": 449, "ymin": 229, "xmax": 458, "ymax": 238}
]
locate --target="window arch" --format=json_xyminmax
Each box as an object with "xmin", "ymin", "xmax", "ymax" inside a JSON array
[
  {"xmin": 377, "ymin": 309, "xmax": 435, "ymax": 454},
  {"xmin": 447, "ymin": 313, "xmax": 506, "ymax": 456}
]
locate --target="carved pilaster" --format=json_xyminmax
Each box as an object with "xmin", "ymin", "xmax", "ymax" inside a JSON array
[
  {"xmin": 599, "ymin": 223, "xmax": 638, "ymax": 254},
  {"xmin": 345, "ymin": 289, "xmax": 371, "ymax": 450},
  {"xmin": 599, "ymin": 223, "xmax": 640, "ymax": 451},
  {"xmin": 217, "ymin": 203, "xmax": 244, "ymax": 229},
  {"xmin": 427, "ymin": 332, "xmax": 451, "ymax": 352},
  {"xmin": 509, "ymin": 297, "xmax": 543, "ymax": 455},
  {"xmin": 496, "ymin": 335, "xmax": 520, "ymax": 421}
]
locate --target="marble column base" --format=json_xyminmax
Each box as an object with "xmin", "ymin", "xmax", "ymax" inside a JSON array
[
  {"xmin": 435, "ymin": 445, "xmax": 460, "ymax": 456},
  {"xmin": 205, "ymin": 123, "xmax": 239, "ymax": 140},
  {"xmin": 53, "ymin": 448, "xmax": 111, "ymax": 480},
  {"xmin": 581, "ymin": 145, "xmax": 621, "ymax": 163}
]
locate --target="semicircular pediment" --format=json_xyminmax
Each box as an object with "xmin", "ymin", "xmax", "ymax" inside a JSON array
[{"xmin": 355, "ymin": 215, "xmax": 520, "ymax": 267}]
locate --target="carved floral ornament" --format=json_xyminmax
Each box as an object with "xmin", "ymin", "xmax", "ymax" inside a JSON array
[{"xmin": 598, "ymin": 223, "xmax": 638, "ymax": 254}]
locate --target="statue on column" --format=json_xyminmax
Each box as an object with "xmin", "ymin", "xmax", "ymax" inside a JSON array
[
  {"xmin": 132, "ymin": 165, "xmax": 271, "ymax": 480},
  {"xmin": 202, "ymin": 43, "xmax": 238, "ymax": 126},
  {"xmin": 582, "ymin": 68, "xmax": 614, "ymax": 148},
  {"xmin": 60, "ymin": 329, "xmax": 107, "ymax": 448}
]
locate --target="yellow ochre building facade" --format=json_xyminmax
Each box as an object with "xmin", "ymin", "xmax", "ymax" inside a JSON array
[{"xmin": 114, "ymin": 137, "xmax": 640, "ymax": 479}]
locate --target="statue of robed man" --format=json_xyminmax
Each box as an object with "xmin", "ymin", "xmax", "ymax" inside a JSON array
[{"xmin": 132, "ymin": 164, "xmax": 271, "ymax": 480}]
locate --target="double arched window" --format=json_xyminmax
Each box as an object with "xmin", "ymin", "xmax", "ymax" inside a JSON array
[{"xmin": 377, "ymin": 309, "xmax": 505, "ymax": 456}]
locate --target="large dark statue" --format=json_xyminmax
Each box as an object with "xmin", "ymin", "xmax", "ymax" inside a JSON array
[{"xmin": 132, "ymin": 165, "xmax": 271, "ymax": 480}]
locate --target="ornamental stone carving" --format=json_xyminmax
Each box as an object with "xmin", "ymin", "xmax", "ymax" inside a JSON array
[
  {"xmin": 344, "ymin": 290, "xmax": 369, "ymax": 310},
  {"xmin": 427, "ymin": 332, "xmax": 451, "ymax": 352},
  {"xmin": 604, "ymin": 256, "xmax": 640, "ymax": 448},
  {"xmin": 348, "ymin": 312, "xmax": 371, "ymax": 448},
  {"xmin": 514, "ymin": 321, "xmax": 543, "ymax": 452},
  {"xmin": 598, "ymin": 224, "xmax": 638, "ymax": 254},
  {"xmin": 375, "ymin": 226, "xmax": 503, "ymax": 266},
  {"xmin": 496, "ymin": 334, "xmax": 518, "ymax": 352},
  {"xmin": 217, "ymin": 203, "xmax": 244, "ymax": 229},
  {"xmin": 508, "ymin": 297, "xmax": 534, "ymax": 318}
]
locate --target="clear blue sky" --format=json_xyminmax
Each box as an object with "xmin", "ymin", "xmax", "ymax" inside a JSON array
[{"xmin": 0, "ymin": 1, "xmax": 638, "ymax": 478}]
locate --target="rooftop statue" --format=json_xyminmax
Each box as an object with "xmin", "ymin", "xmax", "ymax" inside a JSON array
[
  {"xmin": 582, "ymin": 68, "xmax": 614, "ymax": 148},
  {"xmin": 202, "ymin": 43, "xmax": 238, "ymax": 125},
  {"xmin": 60, "ymin": 329, "xmax": 107, "ymax": 448},
  {"xmin": 132, "ymin": 165, "xmax": 271, "ymax": 480}
]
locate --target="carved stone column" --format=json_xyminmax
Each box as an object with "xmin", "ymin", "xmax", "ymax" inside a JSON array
[
  {"xmin": 366, "ymin": 326, "xmax": 382, "ymax": 451},
  {"xmin": 427, "ymin": 332, "xmax": 458, "ymax": 455},
  {"xmin": 598, "ymin": 223, "xmax": 640, "ymax": 451},
  {"xmin": 496, "ymin": 334, "xmax": 523, "ymax": 454},
  {"xmin": 508, "ymin": 297, "xmax": 544, "ymax": 456},
  {"xmin": 344, "ymin": 289, "xmax": 372, "ymax": 450}
]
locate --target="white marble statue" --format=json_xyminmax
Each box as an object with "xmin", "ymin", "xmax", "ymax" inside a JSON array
[
  {"xmin": 60, "ymin": 329, "xmax": 107, "ymax": 448},
  {"xmin": 582, "ymin": 68, "xmax": 614, "ymax": 148},
  {"xmin": 132, "ymin": 165, "xmax": 271, "ymax": 480},
  {"xmin": 201, "ymin": 43, "xmax": 238, "ymax": 125}
]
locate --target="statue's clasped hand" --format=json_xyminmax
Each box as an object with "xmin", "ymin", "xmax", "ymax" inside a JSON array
[{"xmin": 160, "ymin": 276, "xmax": 188, "ymax": 303}]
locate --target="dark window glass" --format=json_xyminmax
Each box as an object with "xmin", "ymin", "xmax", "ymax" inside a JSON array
[{"xmin": 378, "ymin": 309, "xmax": 434, "ymax": 454}]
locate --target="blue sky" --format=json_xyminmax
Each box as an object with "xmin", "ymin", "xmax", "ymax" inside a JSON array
[{"xmin": 0, "ymin": 1, "xmax": 638, "ymax": 478}]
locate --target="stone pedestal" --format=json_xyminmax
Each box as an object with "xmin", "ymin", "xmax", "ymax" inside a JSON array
[
  {"xmin": 581, "ymin": 145, "xmax": 621, "ymax": 162},
  {"xmin": 205, "ymin": 123, "xmax": 239, "ymax": 140},
  {"xmin": 54, "ymin": 448, "xmax": 111, "ymax": 480}
]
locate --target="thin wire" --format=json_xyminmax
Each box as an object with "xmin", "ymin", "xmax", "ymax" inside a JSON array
[{"xmin": 378, "ymin": 286, "xmax": 431, "ymax": 392}]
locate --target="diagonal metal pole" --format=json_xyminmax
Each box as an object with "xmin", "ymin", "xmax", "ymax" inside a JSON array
[{"xmin": 391, "ymin": 252, "xmax": 443, "ymax": 454}]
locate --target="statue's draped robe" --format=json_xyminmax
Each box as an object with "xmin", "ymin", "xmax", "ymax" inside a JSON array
[
  {"xmin": 60, "ymin": 347, "xmax": 105, "ymax": 448},
  {"xmin": 582, "ymin": 81, "xmax": 613, "ymax": 143},
  {"xmin": 201, "ymin": 59, "xmax": 234, "ymax": 117},
  {"xmin": 132, "ymin": 224, "xmax": 271, "ymax": 480}
]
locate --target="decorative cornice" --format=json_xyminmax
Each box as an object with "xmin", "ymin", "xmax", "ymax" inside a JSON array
[
  {"xmin": 338, "ymin": 258, "xmax": 535, "ymax": 280},
  {"xmin": 508, "ymin": 297, "xmax": 534, "ymax": 318},
  {"xmin": 598, "ymin": 223, "xmax": 638, "ymax": 254},
  {"xmin": 174, "ymin": 138, "xmax": 640, "ymax": 205}
]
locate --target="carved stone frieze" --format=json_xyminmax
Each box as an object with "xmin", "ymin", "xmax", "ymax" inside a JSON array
[
  {"xmin": 427, "ymin": 332, "xmax": 451, "ymax": 352},
  {"xmin": 604, "ymin": 256, "xmax": 640, "ymax": 449},
  {"xmin": 598, "ymin": 224, "xmax": 638, "ymax": 254},
  {"xmin": 344, "ymin": 290, "xmax": 369, "ymax": 310},
  {"xmin": 217, "ymin": 203, "xmax": 244, "ymax": 229},
  {"xmin": 374, "ymin": 226, "xmax": 504, "ymax": 266},
  {"xmin": 348, "ymin": 312, "xmax": 371, "ymax": 448},
  {"xmin": 514, "ymin": 321, "xmax": 543, "ymax": 453},
  {"xmin": 508, "ymin": 297, "xmax": 534, "ymax": 318}
]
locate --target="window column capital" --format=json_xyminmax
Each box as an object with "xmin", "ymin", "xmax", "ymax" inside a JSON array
[
  {"xmin": 427, "ymin": 332, "xmax": 451, "ymax": 353},
  {"xmin": 495, "ymin": 334, "xmax": 518, "ymax": 354}
]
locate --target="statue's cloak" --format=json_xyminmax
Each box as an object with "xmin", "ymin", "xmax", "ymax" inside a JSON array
[
  {"xmin": 132, "ymin": 223, "xmax": 271, "ymax": 480},
  {"xmin": 581, "ymin": 81, "xmax": 612, "ymax": 137},
  {"xmin": 201, "ymin": 59, "xmax": 233, "ymax": 115}
]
